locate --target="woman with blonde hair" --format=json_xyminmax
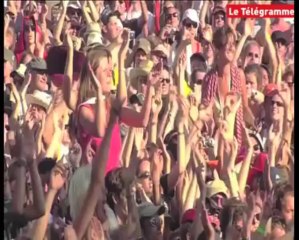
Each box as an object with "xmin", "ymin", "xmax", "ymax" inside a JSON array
[{"xmin": 74, "ymin": 42, "xmax": 157, "ymax": 174}]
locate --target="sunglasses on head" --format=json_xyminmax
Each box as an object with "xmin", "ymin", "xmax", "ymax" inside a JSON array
[
  {"xmin": 248, "ymin": 52, "xmax": 259, "ymax": 58},
  {"xmin": 272, "ymin": 100, "xmax": 284, "ymax": 107},
  {"xmin": 167, "ymin": 12, "xmax": 178, "ymax": 20},
  {"xmin": 160, "ymin": 78, "xmax": 170, "ymax": 84},
  {"xmin": 138, "ymin": 171, "xmax": 151, "ymax": 179},
  {"xmin": 183, "ymin": 20, "xmax": 197, "ymax": 29}
]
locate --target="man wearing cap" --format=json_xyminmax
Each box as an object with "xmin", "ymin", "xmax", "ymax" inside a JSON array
[
  {"xmin": 4, "ymin": 47, "xmax": 15, "ymax": 86},
  {"xmin": 138, "ymin": 202, "xmax": 165, "ymax": 240},
  {"xmin": 27, "ymin": 57, "xmax": 49, "ymax": 93},
  {"xmin": 126, "ymin": 38, "xmax": 151, "ymax": 68}
]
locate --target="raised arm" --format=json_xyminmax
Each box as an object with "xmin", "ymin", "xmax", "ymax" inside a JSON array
[
  {"xmin": 53, "ymin": 1, "xmax": 68, "ymax": 46},
  {"xmin": 199, "ymin": 0, "xmax": 209, "ymax": 28},
  {"xmin": 121, "ymin": 127, "xmax": 136, "ymax": 168},
  {"xmin": 233, "ymin": 18, "xmax": 254, "ymax": 65},
  {"xmin": 31, "ymin": 163, "xmax": 68, "ymax": 240},
  {"xmin": 120, "ymin": 72, "xmax": 157, "ymax": 128},
  {"xmin": 63, "ymin": 32, "xmax": 78, "ymax": 111},
  {"xmin": 73, "ymin": 101, "xmax": 119, "ymax": 240},
  {"xmin": 82, "ymin": 1, "xmax": 93, "ymax": 25},
  {"xmin": 140, "ymin": 0, "xmax": 149, "ymax": 37},
  {"xmin": 117, "ymin": 29, "xmax": 130, "ymax": 104},
  {"xmin": 238, "ymin": 125, "xmax": 254, "ymax": 199},
  {"xmin": 165, "ymin": 97, "xmax": 189, "ymax": 191},
  {"xmin": 149, "ymin": 92, "xmax": 163, "ymax": 144},
  {"xmin": 87, "ymin": 0, "xmax": 100, "ymax": 22}
]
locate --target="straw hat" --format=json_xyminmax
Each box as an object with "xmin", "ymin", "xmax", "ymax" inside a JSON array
[
  {"xmin": 151, "ymin": 44, "xmax": 169, "ymax": 58},
  {"xmin": 26, "ymin": 90, "xmax": 52, "ymax": 111},
  {"xmin": 129, "ymin": 60, "xmax": 154, "ymax": 88}
]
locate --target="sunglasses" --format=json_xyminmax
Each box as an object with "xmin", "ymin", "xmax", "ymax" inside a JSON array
[
  {"xmin": 253, "ymin": 144, "xmax": 261, "ymax": 152},
  {"xmin": 138, "ymin": 171, "xmax": 151, "ymax": 179},
  {"xmin": 161, "ymin": 78, "xmax": 170, "ymax": 84},
  {"xmin": 167, "ymin": 12, "xmax": 178, "ymax": 20},
  {"xmin": 33, "ymin": 69, "xmax": 48, "ymax": 76},
  {"xmin": 272, "ymin": 100, "xmax": 284, "ymax": 107},
  {"xmin": 194, "ymin": 79, "xmax": 203, "ymax": 85},
  {"xmin": 24, "ymin": 24, "xmax": 35, "ymax": 32},
  {"xmin": 248, "ymin": 52, "xmax": 259, "ymax": 58},
  {"xmin": 183, "ymin": 20, "xmax": 197, "ymax": 29}
]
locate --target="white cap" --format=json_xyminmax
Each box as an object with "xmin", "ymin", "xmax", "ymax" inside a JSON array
[{"xmin": 182, "ymin": 9, "xmax": 199, "ymax": 25}]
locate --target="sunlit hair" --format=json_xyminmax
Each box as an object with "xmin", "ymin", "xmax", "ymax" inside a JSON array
[
  {"xmin": 78, "ymin": 46, "xmax": 112, "ymax": 104},
  {"xmin": 68, "ymin": 164, "xmax": 92, "ymax": 220}
]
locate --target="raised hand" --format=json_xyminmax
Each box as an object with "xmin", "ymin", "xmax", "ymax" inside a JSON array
[
  {"xmin": 50, "ymin": 163, "xmax": 68, "ymax": 190},
  {"xmin": 244, "ymin": 18, "xmax": 254, "ymax": 37},
  {"xmin": 40, "ymin": 3, "xmax": 48, "ymax": 19},
  {"xmin": 198, "ymin": 100, "xmax": 214, "ymax": 123},
  {"xmin": 147, "ymin": 71, "xmax": 160, "ymax": 87},
  {"xmin": 62, "ymin": 0, "xmax": 70, "ymax": 10},
  {"xmin": 88, "ymin": 62, "xmax": 102, "ymax": 92}
]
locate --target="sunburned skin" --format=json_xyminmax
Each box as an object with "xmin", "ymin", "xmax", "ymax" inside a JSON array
[{"xmin": 219, "ymin": 92, "xmax": 242, "ymax": 142}]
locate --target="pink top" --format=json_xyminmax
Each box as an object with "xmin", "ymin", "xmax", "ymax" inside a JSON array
[{"xmin": 76, "ymin": 98, "xmax": 122, "ymax": 175}]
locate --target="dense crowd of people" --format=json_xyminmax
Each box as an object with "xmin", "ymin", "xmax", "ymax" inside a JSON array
[{"xmin": 4, "ymin": 0, "xmax": 294, "ymax": 239}]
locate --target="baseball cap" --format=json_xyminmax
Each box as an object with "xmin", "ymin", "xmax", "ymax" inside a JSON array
[
  {"xmin": 138, "ymin": 202, "xmax": 166, "ymax": 219},
  {"xmin": 4, "ymin": 47, "xmax": 15, "ymax": 65},
  {"xmin": 263, "ymin": 83, "xmax": 279, "ymax": 97},
  {"xmin": 182, "ymin": 9, "xmax": 199, "ymax": 25},
  {"xmin": 181, "ymin": 209, "xmax": 196, "ymax": 224},
  {"xmin": 136, "ymin": 38, "xmax": 151, "ymax": 55},
  {"xmin": 206, "ymin": 179, "xmax": 228, "ymax": 198},
  {"xmin": 28, "ymin": 58, "xmax": 47, "ymax": 71},
  {"xmin": 271, "ymin": 30, "xmax": 291, "ymax": 46}
]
